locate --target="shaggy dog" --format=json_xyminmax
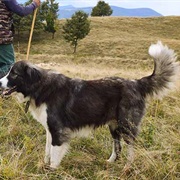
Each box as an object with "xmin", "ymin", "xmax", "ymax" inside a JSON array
[{"xmin": 0, "ymin": 42, "xmax": 179, "ymax": 169}]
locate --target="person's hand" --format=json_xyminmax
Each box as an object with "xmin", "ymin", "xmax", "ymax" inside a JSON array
[{"xmin": 33, "ymin": 0, "xmax": 40, "ymax": 7}]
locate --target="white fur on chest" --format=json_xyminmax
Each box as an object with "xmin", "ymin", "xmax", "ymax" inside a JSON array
[
  {"xmin": 14, "ymin": 93, "xmax": 48, "ymax": 128},
  {"xmin": 29, "ymin": 101, "xmax": 48, "ymax": 128}
]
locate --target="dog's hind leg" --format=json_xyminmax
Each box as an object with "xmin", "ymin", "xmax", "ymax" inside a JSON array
[
  {"xmin": 107, "ymin": 123, "xmax": 122, "ymax": 163},
  {"xmin": 126, "ymin": 143, "xmax": 134, "ymax": 167},
  {"xmin": 121, "ymin": 117, "xmax": 139, "ymax": 171},
  {"xmin": 44, "ymin": 129, "xmax": 52, "ymax": 164},
  {"xmin": 50, "ymin": 142, "xmax": 69, "ymax": 169},
  {"xmin": 121, "ymin": 139, "xmax": 135, "ymax": 173},
  {"xmin": 118, "ymin": 104, "xmax": 144, "ymax": 169}
]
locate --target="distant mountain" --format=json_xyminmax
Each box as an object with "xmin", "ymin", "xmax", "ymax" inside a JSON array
[
  {"xmin": 111, "ymin": 6, "xmax": 162, "ymax": 17},
  {"xmin": 58, "ymin": 5, "xmax": 162, "ymax": 19},
  {"xmin": 58, "ymin": 6, "xmax": 92, "ymax": 19}
]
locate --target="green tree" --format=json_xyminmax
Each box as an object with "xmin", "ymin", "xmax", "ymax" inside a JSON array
[
  {"xmin": 91, "ymin": 1, "xmax": 113, "ymax": 16},
  {"xmin": 13, "ymin": 14, "xmax": 22, "ymax": 40},
  {"xmin": 39, "ymin": 0, "xmax": 59, "ymax": 39},
  {"xmin": 62, "ymin": 11, "xmax": 90, "ymax": 54},
  {"xmin": 13, "ymin": 0, "xmax": 43, "ymax": 36},
  {"xmin": 13, "ymin": 0, "xmax": 44, "ymax": 53}
]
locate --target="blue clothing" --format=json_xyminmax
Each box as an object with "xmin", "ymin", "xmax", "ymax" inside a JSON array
[{"xmin": 2, "ymin": 0, "xmax": 37, "ymax": 16}]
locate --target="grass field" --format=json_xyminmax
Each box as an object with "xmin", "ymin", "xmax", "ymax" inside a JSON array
[{"xmin": 0, "ymin": 16, "xmax": 180, "ymax": 179}]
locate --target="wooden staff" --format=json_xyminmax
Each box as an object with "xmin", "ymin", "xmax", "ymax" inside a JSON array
[{"xmin": 26, "ymin": 8, "xmax": 38, "ymax": 61}]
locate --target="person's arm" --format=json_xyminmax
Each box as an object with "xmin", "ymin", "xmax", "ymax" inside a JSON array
[{"xmin": 2, "ymin": 0, "xmax": 39, "ymax": 17}]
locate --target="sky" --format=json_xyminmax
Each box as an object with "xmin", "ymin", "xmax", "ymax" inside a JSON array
[{"xmin": 19, "ymin": 0, "xmax": 180, "ymax": 16}]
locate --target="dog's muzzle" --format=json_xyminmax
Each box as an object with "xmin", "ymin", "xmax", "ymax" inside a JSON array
[{"xmin": 1, "ymin": 86, "xmax": 17, "ymax": 96}]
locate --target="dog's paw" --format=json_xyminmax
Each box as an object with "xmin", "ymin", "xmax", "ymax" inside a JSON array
[
  {"xmin": 107, "ymin": 158, "xmax": 115, "ymax": 163},
  {"xmin": 44, "ymin": 155, "xmax": 50, "ymax": 164},
  {"xmin": 107, "ymin": 154, "xmax": 117, "ymax": 163},
  {"xmin": 43, "ymin": 164, "xmax": 57, "ymax": 172},
  {"xmin": 50, "ymin": 163, "xmax": 59, "ymax": 169}
]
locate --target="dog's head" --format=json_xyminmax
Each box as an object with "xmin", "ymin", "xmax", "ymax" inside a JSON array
[{"xmin": 0, "ymin": 61, "xmax": 42, "ymax": 96}]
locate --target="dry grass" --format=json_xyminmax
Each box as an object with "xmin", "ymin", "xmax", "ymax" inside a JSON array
[{"xmin": 0, "ymin": 16, "xmax": 180, "ymax": 179}]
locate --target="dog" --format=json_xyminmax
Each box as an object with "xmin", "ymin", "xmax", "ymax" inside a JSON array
[{"xmin": 0, "ymin": 42, "xmax": 179, "ymax": 169}]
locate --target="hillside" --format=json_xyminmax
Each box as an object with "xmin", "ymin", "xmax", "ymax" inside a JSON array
[
  {"xmin": 0, "ymin": 16, "xmax": 180, "ymax": 179},
  {"xmin": 14, "ymin": 16, "xmax": 180, "ymax": 71},
  {"xmin": 58, "ymin": 5, "xmax": 162, "ymax": 19}
]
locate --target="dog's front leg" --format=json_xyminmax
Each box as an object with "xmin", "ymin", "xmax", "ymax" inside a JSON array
[
  {"xmin": 50, "ymin": 143, "xmax": 69, "ymax": 169},
  {"xmin": 44, "ymin": 129, "xmax": 52, "ymax": 164}
]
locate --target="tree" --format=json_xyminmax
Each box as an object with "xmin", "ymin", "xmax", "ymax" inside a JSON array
[
  {"xmin": 91, "ymin": 1, "xmax": 113, "ymax": 17},
  {"xmin": 39, "ymin": 0, "xmax": 59, "ymax": 39},
  {"xmin": 13, "ymin": 14, "xmax": 22, "ymax": 40},
  {"xmin": 13, "ymin": 0, "xmax": 44, "ymax": 36},
  {"xmin": 13, "ymin": 0, "xmax": 44, "ymax": 50},
  {"xmin": 13, "ymin": 0, "xmax": 59, "ymax": 39},
  {"xmin": 62, "ymin": 11, "xmax": 90, "ymax": 54}
]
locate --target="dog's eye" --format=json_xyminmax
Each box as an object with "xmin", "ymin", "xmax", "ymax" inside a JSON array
[
  {"xmin": 10, "ymin": 74, "xmax": 17, "ymax": 79},
  {"xmin": 11, "ymin": 72, "xmax": 19, "ymax": 79},
  {"xmin": 13, "ymin": 74, "xmax": 18, "ymax": 79}
]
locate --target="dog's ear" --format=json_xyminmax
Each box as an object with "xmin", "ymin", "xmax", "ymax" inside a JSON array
[{"xmin": 24, "ymin": 65, "xmax": 42, "ymax": 83}]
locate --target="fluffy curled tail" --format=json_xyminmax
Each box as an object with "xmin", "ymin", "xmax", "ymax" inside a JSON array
[{"xmin": 139, "ymin": 41, "xmax": 180, "ymax": 99}]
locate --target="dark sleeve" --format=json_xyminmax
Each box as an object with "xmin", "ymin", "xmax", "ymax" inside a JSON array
[{"xmin": 2, "ymin": 0, "xmax": 37, "ymax": 17}]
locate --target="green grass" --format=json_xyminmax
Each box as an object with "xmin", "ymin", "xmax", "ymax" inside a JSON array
[{"xmin": 0, "ymin": 16, "xmax": 180, "ymax": 179}]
